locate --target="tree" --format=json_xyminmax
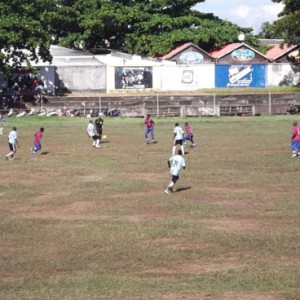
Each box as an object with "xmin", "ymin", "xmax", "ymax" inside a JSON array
[
  {"xmin": 272, "ymin": 0, "xmax": 300, "ymax": 44},
  {"xmin": 257, "ymin": 22, "xmax": 283, "ymax": 39},
  {"xmin": 0, "ymin": 0, "xmax": 54, "ymax": 74},
  {"xmin": 50, "ymin": 0, "xmax": 257, "ymax": 57}
]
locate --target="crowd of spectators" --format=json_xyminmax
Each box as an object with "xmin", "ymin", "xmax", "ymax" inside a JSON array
[{"xmin": 1, "ymin": 74, "xmax": 45, "ymax": 109}]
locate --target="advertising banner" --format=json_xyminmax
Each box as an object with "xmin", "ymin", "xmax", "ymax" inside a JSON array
[
  {"xmin": 115, "ymin": 67, "xmax": 153, "ymax": 89},
  {"xmin": 216, "ymin": 64, "xmax": 266, "ymax": 88}
]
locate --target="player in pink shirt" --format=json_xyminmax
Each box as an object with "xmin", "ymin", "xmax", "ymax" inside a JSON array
[
  {"xmin": 291, "ymin": 121, "xmax": 300, "ymax": 157},
  {"xmin": 184, "ymin": 122, "xmax": 196, "ymax": 147},
  {"xmin": 32, "ymin": 127, "xmax": 44, "ymax": 154},
  {"xmin": 144, "ymin": 114, "xmax": 156, "ymax": 144}
]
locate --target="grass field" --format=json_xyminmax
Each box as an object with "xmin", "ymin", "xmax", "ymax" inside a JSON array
[{"xmin": 0, "ymin": 115, "xmax": 299, "ymax": 300}]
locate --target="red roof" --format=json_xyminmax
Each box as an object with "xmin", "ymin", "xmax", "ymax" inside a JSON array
[
  {"xmin": 265, "ymin": 44, "xmax": 298, "ymax": 60},
  {"xmin": 160, "ymin": 43, "xmax": 192, "ymax": 60},
  {"xmin": 210, "ymin": 43, "xmax": 241, "ymax": 58},
  {"xmin": 160, "ymin": 42, "xmax": 212, "ymax": 60}
]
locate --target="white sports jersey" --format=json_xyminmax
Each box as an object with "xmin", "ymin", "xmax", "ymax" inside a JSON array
[
  {"xmin": 169, "ymin": 154, "xmax": 185, "ymax": 176},
  {"xmin": 174, "ymin": 126, "xmax": 184, "ymax": 140},
  {"xmin": 87, "ymin": 123, "xmax": 95, "ymax": 137},
  {"xmin": 8, "ymin": 130, "xmax": 17, "ymax": 144}
]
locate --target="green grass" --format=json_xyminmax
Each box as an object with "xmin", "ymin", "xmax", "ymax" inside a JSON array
[{"xmin": 0, "ymin": 115, "xmax": 299, "ymax": 299}]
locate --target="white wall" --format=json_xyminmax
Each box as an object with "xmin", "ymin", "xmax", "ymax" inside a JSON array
[
  {"xmin": 267, "ymin": 63, "xmax": 300, "ymax": 87},
  {"xmin": 160, "ymin": 64, "xmax": 215, "ymax": 91},
  {"xmin": 55, "ymin": 66, "xmax": 107, "ymax": 93}
]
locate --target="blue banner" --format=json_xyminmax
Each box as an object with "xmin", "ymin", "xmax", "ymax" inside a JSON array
[{"xmin": 216, "ymin": 64, "xmax": 266, "ymax": 88}]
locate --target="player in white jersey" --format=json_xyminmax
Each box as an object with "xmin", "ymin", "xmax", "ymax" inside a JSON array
[
  {"xmin": 165, "ymin": 149, "xmax": 186, "ymax": 194},
  {"xmin": 87, "ymin": 120, "xmax": 100, "ymax": 148},
  {"xmin": 172, "ymin": 123, "xmax": 185, "ymax": 155},
  {"xmin": 5, "ymin": 127, "xmax": 20, "ymax": 160}
]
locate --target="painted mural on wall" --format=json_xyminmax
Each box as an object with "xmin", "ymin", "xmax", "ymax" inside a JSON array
[
  {"xmin": 231, "ymin": 49, "xmax": 255, "ymax": 62},
  {"xmin": 179, "ymin": 52, "xmax": 204, "ymax": 64},
  {"xmin": 216, "ymin": 65, "xmax": 266, "ymax": 88},
  {"xmin": 115, "ymin": 67, "xmax": 153, "ymax": 89}
]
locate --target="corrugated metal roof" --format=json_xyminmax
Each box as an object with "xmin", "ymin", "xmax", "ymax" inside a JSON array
[
  {"xmin": 265, "ymin": 44, "xmax": 299, "ymax": 60},
  {"xmin": 160, "ymin": 42, "xmax": 212, "ymax": 60},
  {"xmin": 210, "ymin": 43, "xmax": 241, "ymax": 58},
  {"xmin": 210, "ymin": 43, "xmax": 269, "ymax": 61},
  {"xmin": 50, "ymin": 45, "xmax": 92, "ymax": 57}
]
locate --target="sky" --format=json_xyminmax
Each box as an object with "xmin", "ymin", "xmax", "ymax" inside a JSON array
[{"xmin": 195, "ymin": 0, "xmax": 284, "ymax": 34}]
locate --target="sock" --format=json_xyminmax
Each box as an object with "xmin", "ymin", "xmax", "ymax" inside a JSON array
[
  {"xmin": 172, "ymin": 146, "xmax": 176, "ymax": 155},
  {"xmin": 181, "ymin": 145, "xmax": 185, "ymax": 155}
]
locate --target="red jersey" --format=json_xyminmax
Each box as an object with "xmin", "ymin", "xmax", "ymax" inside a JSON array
[
  {"xmin": 145, "ymin": 118, "xmax": 154, "ymax": 129},
  {"xmin": 34, "ymin": 131, "xmax": 43, "ymax": 144},
  {"xmin": 292, "ymin": 126, "xmax": 300, "ymax": 141},
  {"xmin": 185, "ymin": 125, "xmax": 192, "ymax": 136}
]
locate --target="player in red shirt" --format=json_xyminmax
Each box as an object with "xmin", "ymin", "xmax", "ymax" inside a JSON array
[
  {"xmin": 32, "ymin": 127, "xmax": 44, "ymax": 154},
  {"xmin": 144, "ymin": 114, "xmax": 156, "ymax": 144},
  {"xmin": 291, "ymin": 121, "xmax": 300, "ymax": 157}
]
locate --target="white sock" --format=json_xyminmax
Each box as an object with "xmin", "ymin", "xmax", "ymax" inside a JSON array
[
  {"xmin": 181, "ymin": 145, "xmax": 185, "ymax": 155},
  {"xmin": 168, "ymin": 182, "xmax": 174, "ymax": 189},
  {"xmin": 172, "ymin": 146, "xmax": 176, "ymax": 155}
]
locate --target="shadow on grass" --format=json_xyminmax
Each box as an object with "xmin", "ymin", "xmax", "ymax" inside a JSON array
[
  {"xmin": 175, "ymin": 186, "xmax": 191, "ymax": 193},
  {"xmin": 40, "ymin": 151, "xmax": 49, "ymax": 155}
]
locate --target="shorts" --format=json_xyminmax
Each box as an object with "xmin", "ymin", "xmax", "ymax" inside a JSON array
[
  {"xmin": 92, "ymin": 135, "xmax": 98, "ymax": 141},
  {"xmin": 171, "ymin": 175, "xmax": 179, "ymax": 183},
  {"xmin": 96, "ymin": 128, "xmax": 102, "ymax": 136},
  {"xmin": 174, "ymin": 139, "xmax": 183, "ymax": 146},
  {"xmin": 8, "ymin": 143, "xmax": 16, "ymax": 152},
  {"xmin": 33, "ymin": 143, "xmax": 41, "ymax": 151},
  {"xmin": 145, "ymin": 128, "xmax": 154, "ymax": 135},
  {"xmin": 291, "ymin": 140, "xmax": 300, "ymax": 150}
]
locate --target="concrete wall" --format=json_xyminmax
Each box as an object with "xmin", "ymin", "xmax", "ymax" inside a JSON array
[
  {"xmin": 54, "ymin": 65, "xmax": 107, "ymax": 93},
  {"xmin": 160, "ymin": 65, "xmax": 214, "ymax": 91},
  {"xmin": 35, "ymin": 62, "xmax": 300, "ymax": 94},
  {"xmin": 39, "ymin": 66, "xmax": 56, "ymax": 94},
  {"xmin": 267, "ymin": 63, "xmax": 300, "ymax": 87}
]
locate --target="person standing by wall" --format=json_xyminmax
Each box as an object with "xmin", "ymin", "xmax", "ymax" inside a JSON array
[{"xmin": 5, "ymin": 126, "xmax": 20, "ymax": 160}]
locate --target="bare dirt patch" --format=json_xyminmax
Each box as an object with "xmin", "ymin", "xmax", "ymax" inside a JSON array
[
  {"xmin": 139, "ymin": 259, "xmax": 245, "ymax": 275},
  {"xmin": 16, "ymin": 201, "xmax": 101, "ymax": 220},
  {"xmin": 202, "ymin": 218, "xmax": 289, "ymax": 233}
]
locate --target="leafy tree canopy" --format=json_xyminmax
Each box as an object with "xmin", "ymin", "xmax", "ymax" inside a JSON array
[
  {"xmin": 50, "ymin": 0, "xmax": 258, "ymax": 57},
  {"xmin": 272, "ymin": 0, "xmax": 300, "ymax": 44},
  {"xmin": 1, "ymin": 0, "xmax": 261, "ymax": 74},
  {"xmin": 0, "ymin": 0, "xmax": 54, "ymax": 74}
]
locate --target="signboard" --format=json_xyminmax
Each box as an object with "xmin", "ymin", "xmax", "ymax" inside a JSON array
[
  {"xmin": 115, "ymin": 67, "xmax": 152, "ymax": 89},
  {"xmin": 231, "ymin": 49, "xmax": 255, "ymax": 62},
  {"xmin": 215, "ymin": 64, "xmax": 266, "ymax": 88},
  {"xmin": 179, "ymin": 51, "xmax": 204, "ymax": 64}
]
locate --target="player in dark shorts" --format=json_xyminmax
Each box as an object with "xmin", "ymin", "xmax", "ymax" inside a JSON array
[{"xmin": 94, "ymin": 115, "xmax": 104, "ymax": 144}]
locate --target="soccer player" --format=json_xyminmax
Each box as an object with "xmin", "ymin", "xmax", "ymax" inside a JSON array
[
  {"xmin": 184, "ymin": 122, "xmax": 196, "ymax": 148},
  {"xmin": 165, "ymin": 149, "xmax": 186, "ymax": 194},
  {"xmin": 144, "ymin": 114, "xmax": 156, "ymax": 144},
  {"xmin": 5, "ymin": 126, "xmax": 20, "ymax": 160},
  {"xmin": 87, "ymin": 120, "xmax": 100, "ymax": 148},
  {"xmin": 291, "ymin": 121, "xmax": 300, "ymax": 157},
  {"xmin": 32, "ymin": 127, "xmax": 44, "ymax": 154},
  {"xmin": 173, "ymin": 123, "xmax": 185, "ymax": 155},
  {"xmin": 94, "ymin": 114, "xmax": 104, "ymax": 145}
]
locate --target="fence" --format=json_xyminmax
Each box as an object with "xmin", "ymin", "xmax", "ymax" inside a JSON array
[{"xmin": 1, "ymin": 93, "xmax": 299, "ymax": 117}]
